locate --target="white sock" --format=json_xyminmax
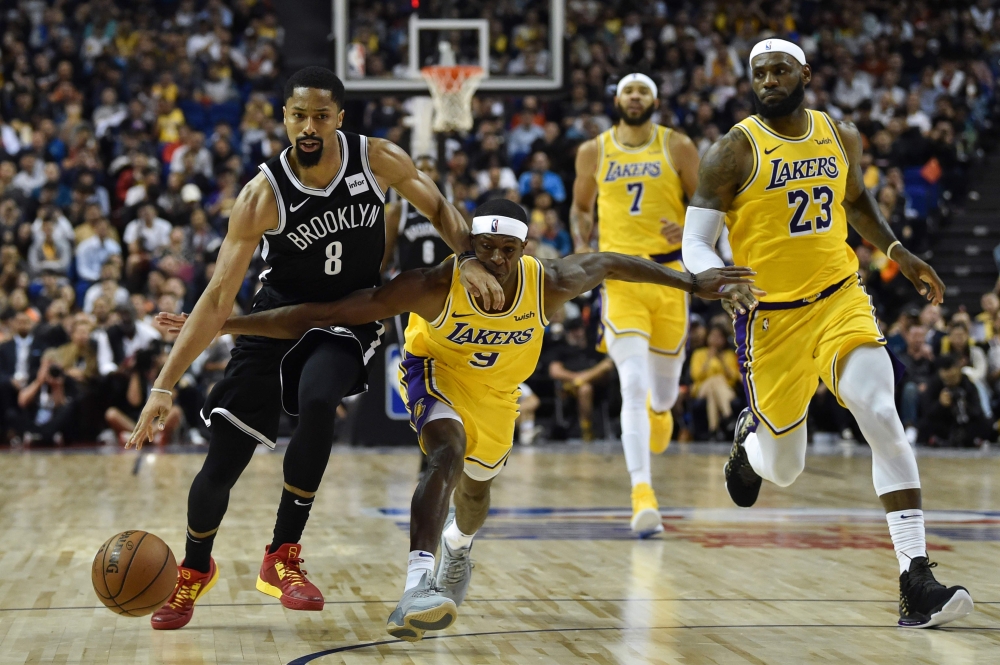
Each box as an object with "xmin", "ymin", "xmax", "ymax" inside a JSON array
[
  {"xmin": 443, "ymin": 519, "xmax": 475, "ymax": 550},
  {"xmin": 742, "ymin": 431, "xmax": 764, "ymax": 476},
  {"xmin": 405, "ymin": 550, "xmax": 435, "ymax": 591},
  {"xmin": 519, "ymin": 419, "xmax": 535, "ymax": 444},
  {"xmin": 886, "ymin": 510, "xmax": 927, "ymax": 574},
  {"xmin": 620, "ymin": 407, "xmax": 651, "ymax": 487}
]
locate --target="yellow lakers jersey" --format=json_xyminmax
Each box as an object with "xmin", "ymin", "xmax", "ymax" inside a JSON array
[
  {"xmin": 596, "ymin": 124, "xmax": 687, "ymax": 258},
  {"xmin": 727, "ymin": 110, "xmax": 858, "ymax": 302},
  {"xmin": 404, "ymin": 256, "xmax": 548, "ymax": 394}
]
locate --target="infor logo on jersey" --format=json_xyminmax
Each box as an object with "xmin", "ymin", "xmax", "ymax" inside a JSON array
[{"xmin": 346, "ymin": 173, "xmax": 370, "ymax": 196}]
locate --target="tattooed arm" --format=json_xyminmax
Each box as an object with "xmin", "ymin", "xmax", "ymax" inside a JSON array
[{"xmin": 838, "ymin": 120, "xmax": 944, "ymax": 305}]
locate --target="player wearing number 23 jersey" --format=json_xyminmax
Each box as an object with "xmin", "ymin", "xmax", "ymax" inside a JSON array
[{"xmin": 727, "ymin": 109, "xmax": 882, "ymax": 435}]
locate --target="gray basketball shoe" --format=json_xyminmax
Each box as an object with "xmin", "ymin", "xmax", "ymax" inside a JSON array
[
  {"xmin": 385, "ymin": 571, "xmax": 458, "ymax": 642},
  {"xmin": 435, "ymin": 515, "xmax": 474, "ymax": 606}
]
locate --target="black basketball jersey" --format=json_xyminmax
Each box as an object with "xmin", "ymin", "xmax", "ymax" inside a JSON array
[
  {"xmin": 396, "ymin": 198, "xmax": 452, "ymax": 271},
  {"xmin": 256, "ymin": 131, "xmax": 385, "ymax": 308}
]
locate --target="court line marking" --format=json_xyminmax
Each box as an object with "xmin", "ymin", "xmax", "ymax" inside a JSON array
[
  {"xmin": 287, "ymin": 623, "xmax": 1000, "ymax": 662},
  {"xmin": 6, "ymin": 598, "xmax": 1000, "ymax": 612}
]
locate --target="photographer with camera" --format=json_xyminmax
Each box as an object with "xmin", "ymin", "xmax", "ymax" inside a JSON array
[{"xmin": 14, "ymin": 355, "xmax": 75, "ymax": 446}]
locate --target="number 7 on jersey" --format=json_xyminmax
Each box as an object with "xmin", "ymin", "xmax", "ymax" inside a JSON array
[{"xmin": 626, "ymin": 182, "xmax": 644, "ymax": 215}]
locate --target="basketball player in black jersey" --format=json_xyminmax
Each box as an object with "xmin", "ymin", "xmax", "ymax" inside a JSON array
[
  {"xmin": 125, "ymin": 67, "xmax": 504, "ymax": 630},
  {"xmin": 383, "ymin": 155, "xmax": 453, "ymax": 274}
]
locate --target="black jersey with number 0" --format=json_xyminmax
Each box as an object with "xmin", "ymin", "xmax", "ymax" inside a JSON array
[
  {"xmin": 256, "ymin": 130, "xmax": 385, "ymax": 308},
  {"xmin": 396, "ymin": 198, "xmax": 452, "ymax": 270}
]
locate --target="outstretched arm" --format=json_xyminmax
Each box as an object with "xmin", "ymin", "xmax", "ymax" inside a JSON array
[
  {"xmin": 541, "ymin": 253, "xmax": 754, "ymax": 319},
  {"xmin": 368, "ymin": 138, "xmax": 505, "ymax": 310},
  {"xmin": 127, "ymin": 174, "xmax": 277, "ymax": 449},
  {"xmin": 838, "ymin": 120, "xmax": 944, "ymax": 305},
  {"xmin": 220, "ymin": 264, "xmax": 451, "ymax": 339}
]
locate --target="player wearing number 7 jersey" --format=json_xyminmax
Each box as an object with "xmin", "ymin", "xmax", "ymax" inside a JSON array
[
  {"xmin": 571, "ymin": 73, "xmax": 702, "ymax": 536},
  {"xmin": 683, "ymin": 39, "xmax": 971, "ymax": 629},
  {"xmin": 159, "ymin": 198, "xmax": 755, "ymax": 641}
]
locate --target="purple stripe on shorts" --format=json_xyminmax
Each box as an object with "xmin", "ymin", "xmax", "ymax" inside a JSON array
[
  {"xmin": 733, "ymin": 310, "xmax": 756, "ymax": 430},
  {"xmin": 399, "ymin": 352, "xmax": 442, "ymax": 434}
]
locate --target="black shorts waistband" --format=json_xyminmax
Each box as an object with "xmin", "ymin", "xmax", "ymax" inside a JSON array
[
  {"xmin": 650, "ymin": 250, "xmax": 683, "ymax": 264},
  {"xmin": 755, "ymin": 275, "xmax": 854, "ymax": 311}
]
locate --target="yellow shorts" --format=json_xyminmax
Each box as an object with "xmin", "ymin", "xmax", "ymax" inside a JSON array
[
  {"xmin": 734, "ymin": 274, "xmax": 884, "ymax": 436},
  {"xmin": 600, "ymin": 263, "xmax": 689, "ymax": 355},
  {"xmin": 398, "ymin": 352, "xmax": 519, "ymax": 480}
]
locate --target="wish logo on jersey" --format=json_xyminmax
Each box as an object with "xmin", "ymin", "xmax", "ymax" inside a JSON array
[
  {"xmin": 603, "ymin": 160, "xmax": 662, "ymax": 182},
  {"xmin": 445, "ymin": 322, "xmax": 535, "ymax": 346},
  {"xmin": 765, "ymin": 156, "xmax": 840, "ymax": 190}
]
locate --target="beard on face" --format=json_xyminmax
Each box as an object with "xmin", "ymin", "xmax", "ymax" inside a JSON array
[
  {"xmin": 617, "ymin": 101, "xmax": 656, "ymax": 127},
  {"xmin": 752, "ymin": 79, "xmax": 806, "ymax": 119},
  {"xmin": 295, "ymin": 137, "xmax": 324, "ymax": 167}
]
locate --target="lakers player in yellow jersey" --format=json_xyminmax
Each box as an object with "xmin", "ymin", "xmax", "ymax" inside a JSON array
[
  {"xmin": 682, "ymin": 39, "xmax": 972, "ymax": 629},
  {"xmin": 161, "ymin": 199, "xmax": 752, "ymax": 641},
  {"xmin": 571, "ymin": 73, "xmax": 701, "ymax": 535}
]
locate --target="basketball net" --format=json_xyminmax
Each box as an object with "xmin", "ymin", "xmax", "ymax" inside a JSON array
[{"xmin": 421, "ymin": 65, "xmax": 484, "ymax": 133}]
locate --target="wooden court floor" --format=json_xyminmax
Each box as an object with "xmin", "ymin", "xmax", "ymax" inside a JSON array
[{"xmin": 0, "ymin": 442, "xmax": 998, "ymax": 664}]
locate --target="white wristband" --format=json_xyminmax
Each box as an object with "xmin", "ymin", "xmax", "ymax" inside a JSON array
[
  {"xmin": 150, "ymin": 388, "xmax": 172, "ymax": 396},
  {"xmin": 886, "ymin": 241, "xmax": 902, "ymax": 261}
]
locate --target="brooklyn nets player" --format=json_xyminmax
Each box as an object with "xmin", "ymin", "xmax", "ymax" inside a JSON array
[
  {"xmin": 126, "ymin": 67, "xmax": 503, "ymax": 630},
  {"xmin": 384, "ymin": 155, "xmax": 453, "ymax": 275}
]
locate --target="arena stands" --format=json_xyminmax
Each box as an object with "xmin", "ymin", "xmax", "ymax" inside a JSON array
[{"xmin": 0, "ymin": 0, "xmax": 998, "ymax": 447}]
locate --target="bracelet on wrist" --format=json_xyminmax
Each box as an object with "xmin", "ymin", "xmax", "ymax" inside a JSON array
[
  {"xmin": 150, "ymin": 388, "xmax": 172, "ymax": 396},
  {"xmin": 886, "ymin": 240, "xmax": 902, "ymax": 261},
  {"xmin": 689, "ymin": 272, "xmax": 698, "ymax": 293},
  {"xmin": 457, "ymin": 251, "xmax": 477, "ymax": 266}
]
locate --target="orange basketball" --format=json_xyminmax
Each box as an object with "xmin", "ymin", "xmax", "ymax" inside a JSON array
[{"xmin": 92, "ymin": 530, "xmax": 177, "ymax": 616}]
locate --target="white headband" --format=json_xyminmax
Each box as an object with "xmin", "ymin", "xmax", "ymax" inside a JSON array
[
  {"xmin": 471, "ymin": 214, "xmax": 528, "ymax": 241},
  {"xmin": 749, "ymin": 39, "xmax": 807, "ymax": 72},
  {"xmin": 616, "ymin": 73, "xmax": 658, "ymax": 100}
]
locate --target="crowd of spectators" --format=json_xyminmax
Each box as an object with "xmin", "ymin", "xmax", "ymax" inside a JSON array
[
  {"xmin": 0, "ymin": 0, "xmax": 283, "ymax": 445},
  {"xmin": 1, "ymin": 1, "xmax": 1000, "ymax": 446}
]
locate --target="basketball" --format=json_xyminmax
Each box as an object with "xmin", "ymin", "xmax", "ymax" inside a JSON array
[{"xmin": 92, "ymin": 531, "xmax": 177, "ymax": 617}]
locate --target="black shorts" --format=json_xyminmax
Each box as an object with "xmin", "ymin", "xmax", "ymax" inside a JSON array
[{"xmin": 200, "ymin": 322, "xmax": 384, "ymax": 448}]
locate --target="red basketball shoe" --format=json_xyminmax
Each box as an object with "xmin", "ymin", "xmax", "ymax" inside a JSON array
[
  {"xmin": 150, "ymin": 558, "xmax": 219, "ymax": 630},
  {"xmin": 256, "ymin": 544, "xmax": 324, "ymax": 611}
]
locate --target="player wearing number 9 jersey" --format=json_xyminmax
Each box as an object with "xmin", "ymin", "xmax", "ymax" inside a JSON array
[
  {"xmin": 172, "ymin": 198, "xmax": 754, "ymax": 641},
  {"xmin": 571, "ymin": 73, "xmax": 701, "ymax": 536},
  {"xmin": 683, "ymin": 40, "xmax": 971, "ymax": 630}
]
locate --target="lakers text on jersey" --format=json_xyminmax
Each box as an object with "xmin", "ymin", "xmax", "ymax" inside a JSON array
[
  {"xmin": 595, "ymin": 125, "xmax": 688, "ymax": 353},
  {"xmin": 727, "ymin": 111, "xmax": 883, "ymax": 435},
  {"xmin": 398, "ymin": 256, "xmax": 548, "ymax": 479}
]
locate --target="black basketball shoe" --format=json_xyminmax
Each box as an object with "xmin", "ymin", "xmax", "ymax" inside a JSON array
[
  {"xmin": 898, "ymin": 557, "xmax": 974, "ymax": 628},
  {"xmin": 724, "ymin": 408, "xmax": 762, "ymax": 508}
]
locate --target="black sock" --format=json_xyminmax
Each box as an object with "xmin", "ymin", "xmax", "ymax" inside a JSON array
[
  {"xmin": 269, "ymin": 488, "xmax": 315, "ymax": 553},
  {"xmin": 183, "ymin": 528, "xmax": 217, "ymax": 573}
]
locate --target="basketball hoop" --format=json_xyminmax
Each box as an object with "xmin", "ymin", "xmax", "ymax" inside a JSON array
[{"xmin": 421, "ymin": 65, "xmax": 485, "ymax": 133}]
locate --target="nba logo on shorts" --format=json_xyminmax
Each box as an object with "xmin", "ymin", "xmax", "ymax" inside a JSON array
[{"xmin": 491, "ymin": 219, "xmax": 499, "ymax": 232}]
